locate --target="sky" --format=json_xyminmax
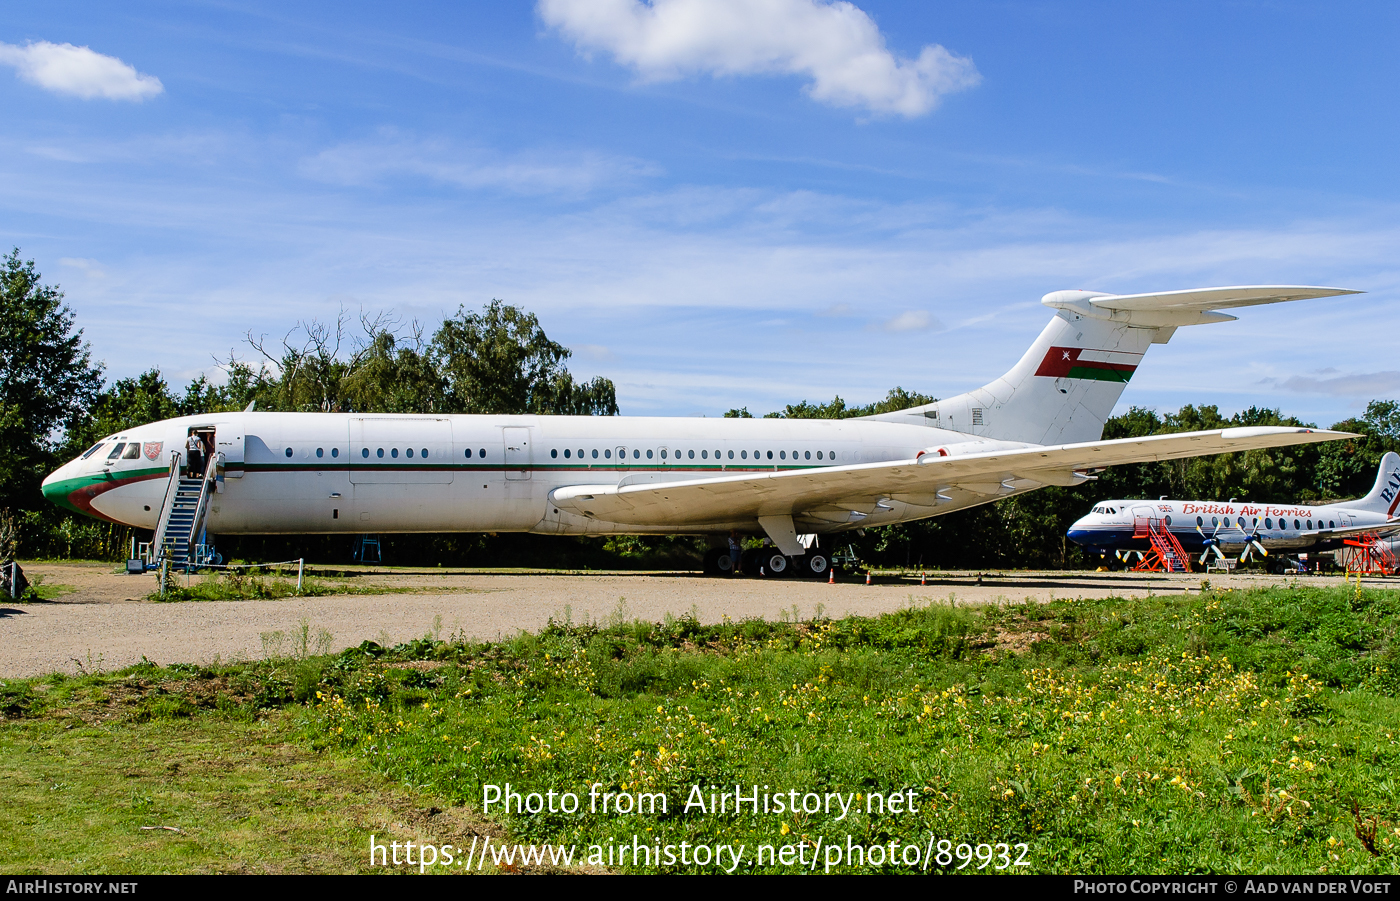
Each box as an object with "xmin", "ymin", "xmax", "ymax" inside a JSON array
[{"xmin": 3, "ymin": 1, "xmax": 1399, "ymax": 427}]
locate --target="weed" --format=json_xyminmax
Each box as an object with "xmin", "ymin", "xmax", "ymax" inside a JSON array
[{"xmin": 5, "ymin": 583, "xmax": 1399, "ymax": 874}]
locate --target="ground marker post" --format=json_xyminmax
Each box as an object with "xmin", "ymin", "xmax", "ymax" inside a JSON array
[{"xmin": 297, "ymin": 558, "xmax": 304, "ymax": 594}]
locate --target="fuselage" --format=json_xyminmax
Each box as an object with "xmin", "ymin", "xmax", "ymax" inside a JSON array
[
  {"xmin": 42, "ymin": 287, "xmax": 1369, "ymax": 544},
  {"xmin": 41, "ymin": 411, "xmax": 1004, "ymax": 537},
  {"xmin": 1067, "ymin": 498, "xmax": 1393, "ymax": 555}
]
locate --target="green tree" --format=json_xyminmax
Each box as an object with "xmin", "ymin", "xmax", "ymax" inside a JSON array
[
  {"xmin": 228, "ymin": 301, "xmax": 618, "ymax": 417},
  {"xmin": 764, "ymin": 387, "xmax": 936, "ymax": 420},
  {"xmin": 1315, "ymin": 400, "xmax": 1400, "ymax": 499},
  {"xmin": 0, "ymin": 250, "xmax": 104, "ymax": 512},
  {"xmin": 433, "ymin": 300, "xmax": 617, "ymax": 415},
  {"xmin": 62, "ymin": 369, "xmax": 233, "ymax": 456}
]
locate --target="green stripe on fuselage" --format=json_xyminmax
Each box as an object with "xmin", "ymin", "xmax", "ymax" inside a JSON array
[{"xmin": 41, "ymin": 467, "xmax": 166, "ymax": 517}]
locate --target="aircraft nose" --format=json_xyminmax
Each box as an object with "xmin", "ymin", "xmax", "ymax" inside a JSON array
[
  {"xmin": 1066, "ymin": 528, "xmax": 1094, "ymax": 546},
  {"xmin": 41, "ymin": 465, "xmax": 74, "ymax": 510}
]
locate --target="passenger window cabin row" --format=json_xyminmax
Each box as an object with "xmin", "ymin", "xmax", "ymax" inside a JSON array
[
  {"xmin": 1165, "ymin": 514, "xmax": 1334, "ymax": 531},
  {"xmin": 549, "ymin": 447, "xmax": 837, "ymax": 462},
  {"xmin": 263, "ymin": 445, "xmax": 844, "ymax": 464}
]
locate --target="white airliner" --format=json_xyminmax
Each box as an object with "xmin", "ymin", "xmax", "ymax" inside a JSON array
[
  {"xmin": 1067, "ymin": 452, "xmax": 1400, "ymax": 568},
  {"xmin": 42, "ymin": 285, "xmax": 1359, "ymax": 577}
]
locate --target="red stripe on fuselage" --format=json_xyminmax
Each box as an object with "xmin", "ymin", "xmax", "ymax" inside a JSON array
[{"xmin": 66, "ymin": 472, "xmax": 167, "ymax": 523}]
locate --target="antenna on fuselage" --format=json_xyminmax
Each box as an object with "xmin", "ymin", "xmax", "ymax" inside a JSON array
[{"xmin": 244, "ymin": 400, "xmax": 256, "ymax": 412}]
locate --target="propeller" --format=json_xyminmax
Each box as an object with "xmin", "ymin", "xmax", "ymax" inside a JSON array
[
  {"xmin": 1196, "ymin": 522, "xmax": 1228, "ymax": 566},
  {"xmin": 1237, "ymin": 518, "xmax": 1268, "ymax": 563}
]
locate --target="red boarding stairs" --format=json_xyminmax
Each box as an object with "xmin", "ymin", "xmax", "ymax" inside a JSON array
[
  {"xmin": 1342, "ymin": 533, "xmax": 1398, "ymax": 576},
  {"xmin": 1131, "ymin": 516, "xmax": 1191, "ymax": 573}
]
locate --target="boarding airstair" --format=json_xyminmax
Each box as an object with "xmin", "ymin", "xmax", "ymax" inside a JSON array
[
  {"xmin": 1131, "ymin": 516, "xmax": 1191, "ymax": 573},
  {"xmin": 1341, "ymin": 532, "xmax": 1398, "ymax": 576},
  {"xmin": 152, "ymin": 452, "xmax": 220, "ymax": 570}
]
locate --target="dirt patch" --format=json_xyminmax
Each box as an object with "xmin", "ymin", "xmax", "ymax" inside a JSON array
[
  {"xmin": 990, "ymin": 627, "xmax": 1051, "ymax": 655},
  {"xmin": 20, "ymin": 561, "xmax": 149, "ymax": 604},
  {"xmin": 4, "ymin": 564, "xmax": 1363, "ymax": 679},
  {"xmin": 383, "ymin": 660, "xmax": 448, "ymax": 672}
]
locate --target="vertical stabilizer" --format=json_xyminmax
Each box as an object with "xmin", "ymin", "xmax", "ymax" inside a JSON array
[
  {"xmin": 869, "ymin": 307, "xmax": 1163, "ymax": 445},
  {"xmin": 864, "ymin": 285, "xmax": 1361, "ymax": 446},
  {"xmin": 1351, "ymin": 452, "xmax": 1400, "ymax": 517}
]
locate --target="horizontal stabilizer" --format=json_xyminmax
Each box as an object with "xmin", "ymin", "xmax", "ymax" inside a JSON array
[{"xmin": 1043, "ymin": 285, "xmax": 1361, "ymax": 327}]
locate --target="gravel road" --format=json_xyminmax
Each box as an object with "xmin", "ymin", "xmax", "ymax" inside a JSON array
[{"xmin": 0, "ymin": 562, "xmax": 1347, "ymax": 678}]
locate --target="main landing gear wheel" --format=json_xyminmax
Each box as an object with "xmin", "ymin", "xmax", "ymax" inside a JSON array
[
  {"xmin": 798, "ymin": 552, "xmax": 830, "ymax": 578},
  {"xmin": 759, "ymin": 551, "xmax": 790, "ymax": 577},
  {"xmin": 702, "ymin": 547, "xmax": 725, "ymax": 575}
]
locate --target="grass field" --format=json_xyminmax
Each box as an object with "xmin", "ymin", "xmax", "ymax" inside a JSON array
[
  {"xmin": 2, "ymin": 581, "xmax": 1398, "ymax": 874},
  {"xmin": 147, "ymin": 569, "xmax": 459, "ymax": 602}
]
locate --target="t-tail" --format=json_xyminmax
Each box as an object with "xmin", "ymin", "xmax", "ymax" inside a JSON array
[
  {"xmin": 866, "ymin": 285, "xmax": 1361, "ymax": 445},
  {"xmin": 1349, "ymin": 451, "xmax": 1400, "ymax": 517}
]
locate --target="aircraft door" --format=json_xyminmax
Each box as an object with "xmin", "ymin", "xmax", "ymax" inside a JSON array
[
  {"xmin": 1131, "ymin": 505, "xmax": 1156, "ymax": 539},
  {"xmin": 503, "ymin": 427, "xmax": 532, "ymax": 480}
]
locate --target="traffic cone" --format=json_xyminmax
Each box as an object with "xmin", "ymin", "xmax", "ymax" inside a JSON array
[
  {"xmin": 920, "ymin": 571, "xmax": 926, "ymax": 585},
  {"xmin": 827, "ymin": 567, "xmax": 835, "ymax": 584},
  {"xmin": 865, "ymin": 571, "xmax": 872, "ymax": 585}
]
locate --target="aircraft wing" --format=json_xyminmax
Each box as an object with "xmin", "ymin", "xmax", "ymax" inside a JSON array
[
  {"xmin": 1309, "ymin": 521, "xmax": 1400, "ymax": 542},
  {"xmin": 551, "ymin": 426, "xmax": 1352, "ymax": 527}
]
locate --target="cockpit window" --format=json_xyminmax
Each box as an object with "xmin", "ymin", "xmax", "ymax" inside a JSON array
[
  {"xmin": 107, "ymin": 443, "xmax": 127, "ymax": 460},
  {"xmin": 80, "ymin": 442, "xmax": 106, "ymax": 460},
  {"xmin": 122, "ymin": 443, "xmax": 141, "ymax": 459}
]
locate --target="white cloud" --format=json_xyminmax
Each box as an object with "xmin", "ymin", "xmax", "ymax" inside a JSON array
[
  {"xmin": 58, "ymin": 257, "xmax": 106, "ymax": 278},
  {"xmin": 1261, "ymin": 371, "xmax": 1400, "ymax": 397},
  {"xmin": 0, "ymin": 41, "xmax": 163, "ymax": 101},
  {"xmin": 573, "ymin": 343, "xmax": 615, "ymax": 360},
  {"xmin": 878, "ymin": 310, "xmax": 941, "ymax": 332},
  {"xmin": 538, "ymin": 0, "xmax": 979, "ymax": 117},
  {"xmin": 300, "ymin": 130, "xmax": 660, "ymax": 195}
]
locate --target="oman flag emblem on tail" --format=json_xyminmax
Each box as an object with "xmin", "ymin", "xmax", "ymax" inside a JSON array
[{"xmin": 1034, "ymin": 346, "xmax": 1142, "ymax": 383}]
